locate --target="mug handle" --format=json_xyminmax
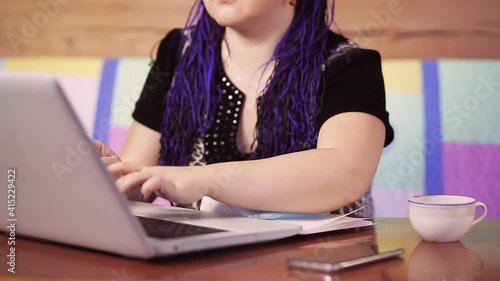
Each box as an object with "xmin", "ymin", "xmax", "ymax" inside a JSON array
[{"xmin": 472, "ymin": 202, "xmax": 488, "ymax": 226}]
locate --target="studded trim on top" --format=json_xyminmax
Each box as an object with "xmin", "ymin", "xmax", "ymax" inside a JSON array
[{"xmin": 188, "ymin": 70, "xmax": 250, "ymax": 167}]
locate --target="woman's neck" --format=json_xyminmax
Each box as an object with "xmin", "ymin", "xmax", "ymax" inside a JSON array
[
  {"xmin": 222, "ymin": 10, "xmax": 294, "ymax": 95},
  {"xmin": 223, "ymin": 28, "xmax": 283, "ymax": 68}
]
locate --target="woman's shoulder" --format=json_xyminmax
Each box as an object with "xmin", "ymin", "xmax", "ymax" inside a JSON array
[
  {"xmin": 158, "ymin": 28, "xmax": 183, "ymax": 47},
  {"xmin": 325, "ymin": 31, "xmax": 382, "ymax": 79},
  {"xmin": 152, "ymin": 28, "xmax": 183, "ymax": 67}
]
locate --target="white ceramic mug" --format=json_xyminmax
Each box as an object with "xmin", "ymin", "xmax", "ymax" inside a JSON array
[{"xmin": 408, "ymin": 195, "xmax": 487, "ymax": 243}]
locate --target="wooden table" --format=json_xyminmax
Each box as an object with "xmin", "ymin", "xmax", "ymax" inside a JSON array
[{"xmin": 1, "ymin": 219, "xmax": 499, "ymax": 281}]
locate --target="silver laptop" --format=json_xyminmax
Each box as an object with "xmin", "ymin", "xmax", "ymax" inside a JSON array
[{"xmin": 0, "ymin": 72, "xmax": 301, "ymax": 259}]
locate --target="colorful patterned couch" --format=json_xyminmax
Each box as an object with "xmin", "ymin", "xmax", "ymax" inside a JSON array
[{"xmin": 2, "ymin": 58, "xmax": 499, "ymax": 218}]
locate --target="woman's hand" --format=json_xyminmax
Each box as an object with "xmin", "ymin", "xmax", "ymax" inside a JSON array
[
  {"xmin": 107, "ymin": 162, "xmax": 206, "ymax": 205},
  {"xmin": 92, "ymin": 140, "xmax": 121, "ymax": 166}
]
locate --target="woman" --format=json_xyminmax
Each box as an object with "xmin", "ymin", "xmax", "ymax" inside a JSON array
[{"xmin": 95, "ymin": 0, "xmax": 394, "ymax": 218}]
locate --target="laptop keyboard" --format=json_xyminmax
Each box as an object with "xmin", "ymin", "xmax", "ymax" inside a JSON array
[{"xmin": 136, "ymin": 216, "xmax": 226, "ymax": 239}]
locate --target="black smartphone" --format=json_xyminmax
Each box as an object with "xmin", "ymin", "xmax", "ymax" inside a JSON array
[{"xmin": 287, "ymin": 248, "xmax": 404, "ymax": 272}]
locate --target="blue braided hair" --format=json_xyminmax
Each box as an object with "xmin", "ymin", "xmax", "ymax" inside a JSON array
[{"xmin": 159, "ymin": 0, "xmax": 336, "ymax": 166}]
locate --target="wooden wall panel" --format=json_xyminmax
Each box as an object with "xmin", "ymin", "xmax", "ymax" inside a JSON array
[{"xmin": 1, "ymin": 0, "xmax": 499, "ymax": 58}]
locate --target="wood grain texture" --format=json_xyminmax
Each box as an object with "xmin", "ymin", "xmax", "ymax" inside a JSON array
[
  {"xmin": 2, "ymin": 219, "xmax": 500, "ymax": 280},
  {"xmin": 1, "ymin": 0, "xmax": 499, "ymax": 58}
]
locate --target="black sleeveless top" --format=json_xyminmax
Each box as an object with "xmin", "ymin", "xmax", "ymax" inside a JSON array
[{"xmin": 132, "ymin": 29, "xmax": 394, "ymax": 217}]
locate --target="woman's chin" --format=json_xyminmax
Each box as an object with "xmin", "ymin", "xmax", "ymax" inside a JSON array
[{"xmin": 212, "ymin": 15, "xmax": 244, "ymax": 29}]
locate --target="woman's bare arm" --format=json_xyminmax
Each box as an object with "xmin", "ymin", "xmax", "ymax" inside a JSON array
[
  {"xmin": 110, "ymin": 112, "xmax": 385, "ymax": 213},
  {"xmin": 118, "ymin": 121, "xmax": 162, "ymax": 166}
]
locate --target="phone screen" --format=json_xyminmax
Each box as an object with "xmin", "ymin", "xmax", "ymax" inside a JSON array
[{"xmin": 287, "ymin": 243, "xmax": 404, "ymax": 272}]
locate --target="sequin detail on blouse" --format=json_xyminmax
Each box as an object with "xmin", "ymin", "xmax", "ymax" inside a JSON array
[{"xmin": 203, "ymin": 73, "xmax": 250, "ymax": 164}]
